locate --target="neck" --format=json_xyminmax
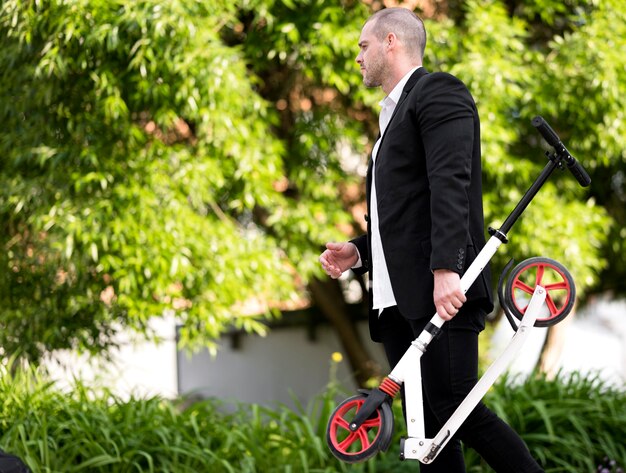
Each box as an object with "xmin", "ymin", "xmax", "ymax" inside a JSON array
[{"xmin": 382, "ymin": 62, "xmax": 421, "ymax": 95}]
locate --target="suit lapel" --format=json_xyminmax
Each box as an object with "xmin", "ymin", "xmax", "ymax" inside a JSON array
[
  {"xmin": 379, "ymin": 67, "xmax": 429, "ymax": 149},
  {"xmin": 366, "ymin": 132, "xmax": 380, "ymax": 212},
  {"xmin": 366, "ymin": 68, "xmax": 428, "ymax": 207}
]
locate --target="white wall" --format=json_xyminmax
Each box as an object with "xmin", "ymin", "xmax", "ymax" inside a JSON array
[
  {"xmin": 177, "ymin": 321, "xmax": 387, "ymax": 408},
  {"xmin": 44, "ymin": 315, "xmax": 179, "ymax": 399}
]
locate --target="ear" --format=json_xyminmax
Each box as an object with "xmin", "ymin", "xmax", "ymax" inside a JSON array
[{"xmin": 385, "ymin": 33, "xmax": 396, "ymax": 50}]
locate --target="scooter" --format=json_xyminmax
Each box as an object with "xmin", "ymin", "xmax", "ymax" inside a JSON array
[{"xmin": 326, "ymin": 116, "xmax": 589, "ymax": 464}]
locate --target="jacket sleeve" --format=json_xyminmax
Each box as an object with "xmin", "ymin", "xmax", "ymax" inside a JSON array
[
  {"xmin": 349, "ymin": 234, "xmax": 369, "ymax": 275},
  {"xmin": 417, "ymin": 72, "xmax": 475, "ymax": 274}
]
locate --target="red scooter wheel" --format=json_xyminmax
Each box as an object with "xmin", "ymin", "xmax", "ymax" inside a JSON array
[
  {"xmin": 326, "ymin": 393, "xmax": 394, "ymax": 463},
  {"xmin": 504, "ymin": 257, "xmax": 575, "ymax": 327}
]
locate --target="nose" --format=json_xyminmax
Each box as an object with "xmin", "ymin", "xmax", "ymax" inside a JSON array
[{"xmin": 356, "ymin": 52, "xmax": 362, "ymax": 65}]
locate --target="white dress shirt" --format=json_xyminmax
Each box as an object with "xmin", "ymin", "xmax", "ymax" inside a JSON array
[{"xmin": 369, "ymin": 67, "xmax": 420, "ymax": 311}]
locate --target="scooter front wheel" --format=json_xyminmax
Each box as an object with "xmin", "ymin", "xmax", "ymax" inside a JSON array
[
  {"xmin": 504, "ymin": 257, "xmax": 575, "ymax": 327},
  {"xmin": 326, "ymin": 393, "xmax": 394, "ymax": 463}
]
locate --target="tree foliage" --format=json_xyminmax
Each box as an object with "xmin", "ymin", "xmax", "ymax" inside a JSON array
[
  {"xmin": 0, "ymin": 0, "xmax": 336, "ymax": 361},
  {"xmin": 0, "ymin": 0, "xmax": 624, "ymax": 365}
]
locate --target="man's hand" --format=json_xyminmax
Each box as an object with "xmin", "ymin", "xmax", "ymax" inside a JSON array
[
  {"xmin": 319, "ymin": 242, "xmax": 359, "ymax": 279},
  {"xmin": 433, "ymin": 269, "xmax": 466, "ymax": 321}
]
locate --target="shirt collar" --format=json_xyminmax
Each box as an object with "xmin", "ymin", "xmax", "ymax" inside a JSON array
[{"xmin": 379, "ymin": 66, "xmax": 422, "ymax": 109}]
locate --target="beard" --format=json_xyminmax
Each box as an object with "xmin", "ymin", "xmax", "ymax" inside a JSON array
[{"xmin": 362, "ymin": 50, "xmax": 386, "ymax": 88}]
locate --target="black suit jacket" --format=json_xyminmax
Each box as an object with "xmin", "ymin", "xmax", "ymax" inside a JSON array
[{"xmin": 352, "ymin": 68, "xmax": 493, "ymax": 341}]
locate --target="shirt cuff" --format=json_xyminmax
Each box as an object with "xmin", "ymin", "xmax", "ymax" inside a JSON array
[{"xmin": 351, "ymin": 244, "xmax": 363, "ymax": 269}]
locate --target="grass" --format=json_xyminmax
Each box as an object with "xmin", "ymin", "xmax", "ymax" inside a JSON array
[{"xmin": 0, "ymin": 363, "xmax": 623, "ymax": 472}]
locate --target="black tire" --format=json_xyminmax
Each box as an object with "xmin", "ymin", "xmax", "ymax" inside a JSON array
[
  {"xmin": 504, "ymin": 257, "xmax": 575, "ymax": 327},
  {"xmin": 326, "ymin": 393, "xmax": 394, "ymax": 463}
]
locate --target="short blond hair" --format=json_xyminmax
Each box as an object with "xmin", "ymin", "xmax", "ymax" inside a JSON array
[{"xmin": 367, "ymin": 7, "xmax": 427, "ymax": 60}]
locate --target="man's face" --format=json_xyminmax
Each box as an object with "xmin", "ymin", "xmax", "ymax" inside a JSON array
[{"xmin": 356, "ymin": 21, "xmax": 386, "ymax": 88}]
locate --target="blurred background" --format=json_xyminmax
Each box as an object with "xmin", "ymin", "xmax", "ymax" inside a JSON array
[
  {"xmin": 1, "ymin": 0, "xmax": 625, "ymax": 470},
  {"xmin": 0, "ymin": 0, "xmax": 626, "ymax": 473}
]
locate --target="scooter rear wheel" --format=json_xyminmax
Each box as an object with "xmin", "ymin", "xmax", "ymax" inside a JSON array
[
  {"xmin": 504, "ymin": 257, "xmax": 575, "ymax": 327},
  {"xmin": 326, "ymin": 393, "xmax": 394, "ymax": 463}
]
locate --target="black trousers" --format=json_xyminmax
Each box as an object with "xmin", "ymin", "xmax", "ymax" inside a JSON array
[{"xmin": 377, "ymin": 305, "xmax": 544, "ymax": 473}]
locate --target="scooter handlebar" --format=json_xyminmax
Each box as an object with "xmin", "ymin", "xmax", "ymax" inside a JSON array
[
  {"xmin": 531, "ymin": 115, "xmax": 560, "ymax": 148},
  {"xmin": 565, "ymin": 157, "xmax": 592, "ymax": 187},
  {"xmin": 532, "ymin": 116, "xmax": 591, "ymax": 187}
]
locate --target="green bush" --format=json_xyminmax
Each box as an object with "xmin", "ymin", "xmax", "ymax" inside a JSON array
[
  {"xmin": 466, "ymin": 372, "xmax": 626, "ymax": 473},
  {"xmin": 0, "ymin": 364, "xmax": 623, "ymax": 472},
  {"xmin": 0, "ymin": 365, "xmax": 360, "ymax": 473}
]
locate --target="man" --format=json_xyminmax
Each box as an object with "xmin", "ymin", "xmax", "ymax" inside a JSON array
[{"xmin": 319, "ymin": 7, "xmax": 543, "ymax": 472}]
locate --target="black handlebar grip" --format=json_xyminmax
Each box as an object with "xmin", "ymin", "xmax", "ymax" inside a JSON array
[
  {"xmin": 532, "ymin": 115, "xmax": 591, "ymax": 187},
  {"xmin": 532, "ymin": 116, "xmax": 560, "ymax": 147},
  {"xmin": 566, "ymin": 159, "xmax": 592, "ymax": 187}
]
